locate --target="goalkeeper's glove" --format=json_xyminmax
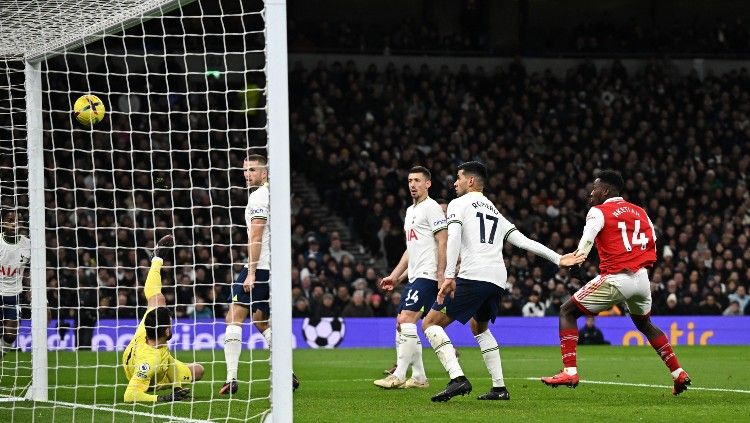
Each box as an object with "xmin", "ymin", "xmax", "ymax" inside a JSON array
[{"xmin": 157, "ymin": 387, "xmax": 191, "ymax": 402}]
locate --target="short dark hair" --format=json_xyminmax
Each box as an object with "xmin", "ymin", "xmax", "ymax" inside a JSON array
[
  {"xmin": 597, "ymin": 169, "xmax": 624, "ymax": 195},
  {"xmin": 409, "ymin": 166, "xmax": 431, "ymax": 180},
  {"xmin": 143, "ymin": 307, "xmax": 172, "ymax": 341},
  {"xmin": 246, "ymin": 154, "xmax": 268, "ymax": 165},
  {"xmin": 457, "ymin": 161, "xmax": 488, "ymax": 186}
]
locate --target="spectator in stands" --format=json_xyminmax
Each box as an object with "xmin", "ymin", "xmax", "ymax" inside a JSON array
[
  {"xmin": 187, "ymin": 296, "xmax": 213, "ymax": 318},
  {"xmin": 328, "ymin": 231, "xmax": 354, "ymax": 264},
  {"xmin": 341, "ymin": 290, "xmax": 374, "ymax": 317},
  {"xmin": 723, "ymin": 300, "xmax": 742, "ymax": 316},
  {"xmin": 578, "ymin": 317, "xmax": 610, "ymax": 345},
  {"xmin": 369, "ymin": 293, "xmax": 388, "ymax": 317},
  {"xmin": 386, "ymin": 292, "xmax": 401, "ymax": 317},
  {"xmin": 728, "ymin": 285, "xmax": 749, "ymax": 313},
  {"xmin": 304, "ymin": 236, "xmax": 324, "ymax": 267},
  {"xmin": 293, "ymin": 297, "xmax": 312, "ymax": 318},
  {"xmin": 522, "ymin": 292, "xmax": 546, "ymax": 317},
  {"xmin": 498, "ymin": 296, "xmax": 522, "ymax": 316},
  {"xmin": 334, "ymin": 285, "xmax": 351, "ymax": 309},
  {"xmin": 699, "ymin": 294, "xmax": 723, "ymax": 315},
  {"xmin": 313, "ymin": 293, "xmax": 340, "ymax": 318},
  {"xmin": 661, "ymin": 294, "xmax": 682, "ymax": 315}
]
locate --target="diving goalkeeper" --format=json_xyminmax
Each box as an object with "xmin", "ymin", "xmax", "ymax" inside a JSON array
[{"xmin": 122, "ymin": 235, "xmax": 204, "ymax": 402}]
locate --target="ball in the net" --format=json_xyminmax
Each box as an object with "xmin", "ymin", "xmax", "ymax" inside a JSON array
[{"xmin": 73, "ymin": 94, "xmax": 106, "ymax": 125}]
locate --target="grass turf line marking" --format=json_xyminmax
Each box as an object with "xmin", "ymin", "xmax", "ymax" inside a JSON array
[
  {"xmin": 523, "ymin": 377, "xmax": 750, "ymax": 394},
  {"xmin": 319, "ymin": 376, "xmax": 750, "ymax": 394}
]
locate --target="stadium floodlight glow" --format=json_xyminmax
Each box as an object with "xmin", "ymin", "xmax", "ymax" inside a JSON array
[{"xmin": 0, "ymin": 0, "xmax": 292, "ymax": 421}]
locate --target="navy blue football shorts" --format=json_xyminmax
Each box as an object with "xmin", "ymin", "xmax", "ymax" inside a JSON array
[
  {"xmin": 230, "ymin": 267, "xmax": 270, "ymax": 315},
  {"xmin": 398, "ymin": 277, "xmax": 438, "ymax": 315},
  {"xmin": 431, "ymin": 278, "xmax": 506, "ymax": 324}
]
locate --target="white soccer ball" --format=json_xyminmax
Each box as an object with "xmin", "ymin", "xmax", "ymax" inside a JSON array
[{"xmin": 302, "ymin": 317, "xmax": 345, "ymax": 348}]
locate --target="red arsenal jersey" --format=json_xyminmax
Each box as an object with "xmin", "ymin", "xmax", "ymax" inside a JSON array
[{"xmin": 593, "ymin": 198, "xmax": 657, "ymax": 275}]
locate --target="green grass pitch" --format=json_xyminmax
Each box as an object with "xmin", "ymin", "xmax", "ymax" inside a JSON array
[{"xmin": 0, "ymin": 345, "xmax": 748, "ymax": 422}]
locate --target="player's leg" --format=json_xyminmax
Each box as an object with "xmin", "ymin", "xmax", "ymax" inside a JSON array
[
  {"xmin": 0, "ymin": 295, "xmax": 20, "ymax": 358},
  {"xmin": 470, "ymin": 287, "xmax": 510, "ymax": 401},
  {"xmin": 424, "ymin": 278, "xmax": 481, "ymax": 402},
  {"xmin": 221, "ymin": 295, "xmax": 249, "ymax": 394},
  {"xmin": 542, "ymin": 275, "xmax": 620, "ymax": 388},
  {"xmin": 144, "ymin": 235, "xmax": 174, "ymax": 309},
  {"xmin": 382, "ymin": 321, "xmax": 399, "ymax": 376},
  {"xmin": 374, "ymin": 309, "xmax": 420, "ymax": 388},
  {"xmin": 626, "ymin": 269, "xmax": 690, "ymax": 395}
]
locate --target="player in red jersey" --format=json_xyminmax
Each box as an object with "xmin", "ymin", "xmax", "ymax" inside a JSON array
[{"xmin": 541, "ymin": 170, "xmax": 691, "ymax": 395}]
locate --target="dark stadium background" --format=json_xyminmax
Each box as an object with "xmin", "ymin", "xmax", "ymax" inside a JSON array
[{"xmin": 4, "ymin": 0, "xmax": 748, "ymax": 349}]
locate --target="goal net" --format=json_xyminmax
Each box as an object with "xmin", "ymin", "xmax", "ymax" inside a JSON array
[{"xmin": 0, "ymin": 0, "xmax": 292, "ymax": 421}]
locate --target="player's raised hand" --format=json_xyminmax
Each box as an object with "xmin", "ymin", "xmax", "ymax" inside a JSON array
[
  {"xmin": 379, "ymin": 274, "xmax": 397, "ymax": 291},
  {"xmin": 437, "ymin": 277, "xmax": 455, "ymax": 305},
  {"xmin": 243, "ymin": 272, "xmax": 256, "ymax": 292},
  {"xmin": 559, "ymin": 252, "xmax": 586, "ymax": 267}
]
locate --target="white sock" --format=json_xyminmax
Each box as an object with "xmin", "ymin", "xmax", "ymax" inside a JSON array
[
  {"xmin": 671, "ymin": 368, "xmax": 684, "ymax": 379},
  {"xmin": 395, "ymin": 329, "xmax": 400, "ymax": 360},
  {"xmin": 224, "ymin": 324, "xmax": 243, "ymax": 382},
  {"xmin": 564, "ymin": 367, "xmax": 578, "ymax": 376},
  {"xmin": 0, "ymin": 338, "xmax": 11, "ymax": 356},
  {"xmin": 394, "ymin": 323, "xmax": 418, "ymax": 381},
  {"xmin": 475, "ymin": 329, "xmax": 505, "ymax": 388},
  {"xmin": 262, "ymin": 328, "xmax": 272, "ymax": 349},
  {"xmin": 411, "ymin": 334, "xmax": 427, "ymax": 382},
  {"xmin": 424, "ymin": 325, "xmax": 464, "ymax": 380}
]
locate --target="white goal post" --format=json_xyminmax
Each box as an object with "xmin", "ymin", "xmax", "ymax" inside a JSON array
[{"xmin": 1, "ymin": 0, "xmax": 292, "ymax": 421}]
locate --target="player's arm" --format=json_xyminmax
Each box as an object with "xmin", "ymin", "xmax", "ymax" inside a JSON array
[
  {"xmin": 575, "ymin": 207, "xmax": 605, "ymax": 258},
  {"xmin": 435, "ymin": 229, "xmax": 447, "ymax": 284},
  {"xmin": 379, "ymin": 250, "xmax": 408, "ymax": 290},
  {"xmin": 124, "ymin": 357, "xmax": 159, "ymax": 402},
  {"xmin": 428, "ymin": 203, "xmax": 448, "ymax": 285},
  {"xmin": 503, "ymin": 217, "xmax": 584, "ymax": 267},
  {"xmin": 438, "ymin": 203, "xmax": 461, "ymax": 303},
  {"xmin": 244, "ymin": 193, "xmax": 268, "ymax": 292}
]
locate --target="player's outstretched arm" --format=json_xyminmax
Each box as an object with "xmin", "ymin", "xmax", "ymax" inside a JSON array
[{"xmin": 506, "ymin": 229, "xmax": 584, "ymax": 267}]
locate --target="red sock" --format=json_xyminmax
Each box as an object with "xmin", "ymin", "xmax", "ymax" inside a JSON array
[
  {"xmin": 560, "ymin": 329, "xmax": 579, "ymax": 368},
  {"xmin": 649, "ymin": 334, "xmax": 681, "ymax": 372}
]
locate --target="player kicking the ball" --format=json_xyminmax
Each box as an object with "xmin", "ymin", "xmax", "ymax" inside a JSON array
[
  {"xmin": 122, "ymin": 235, "xmax": 204, "ymax": 402},
  {"xmin": 423, "ymin": 162, "xmax": 583, "ymax": 402},
  {"xmin": 541, "ymin": 170, "xmax": 691, "ymax": 395},
  {"xmin": 375, "ymin": 166, "xmax": 447, "ymax": 389}
]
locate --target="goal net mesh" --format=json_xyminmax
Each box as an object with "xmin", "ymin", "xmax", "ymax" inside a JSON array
[{"xmin": 0, "ymin": 0, "xmax": 276, "ymax": 421}]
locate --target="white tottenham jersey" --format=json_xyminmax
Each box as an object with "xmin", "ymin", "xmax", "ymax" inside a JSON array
[
  {"xmin": 445, "ymin": 192, "xmax": 515, "ymax": 289},
  {"xmin": 0, "ymin": 234, "xmax": 31, "ymax": 296},
  {"xmin": 245, "ymin": 183, "xmax": 270, "ymax": 270},
  {"xmin": 404, "ymin": 197, "xmax": 447, "ymax": 282}
]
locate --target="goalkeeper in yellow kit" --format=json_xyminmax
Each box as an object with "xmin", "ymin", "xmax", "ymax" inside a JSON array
[{"xmin": 122, "ymin": 235, "xmax": 204, "ymax": 402}]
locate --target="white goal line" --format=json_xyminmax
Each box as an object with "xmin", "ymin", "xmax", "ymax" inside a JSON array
[
  {"xmin": 0, "ymin": 396, "xmax": 209, "ymax": 423},
  {"xmin": 307, "ymin": 376, "xmax": 750, "ymax": 395}
]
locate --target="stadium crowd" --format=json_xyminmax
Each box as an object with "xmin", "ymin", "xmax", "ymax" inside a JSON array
[
  {"xmin": 289, "ymin": 58, "xmax": 750, "ymax": 319},
  {"xmin": 289, "ymin": 17, "xmax": 750, "ymax": 56},
  {"xmin": 21, "ymin": 57, "xmax": 749, "ymax": 347}
]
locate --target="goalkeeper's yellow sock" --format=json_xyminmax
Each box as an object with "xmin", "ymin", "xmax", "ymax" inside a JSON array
[{"xmin": 144, "ymin": 258, "xmax": 163, "ymax": 300}]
